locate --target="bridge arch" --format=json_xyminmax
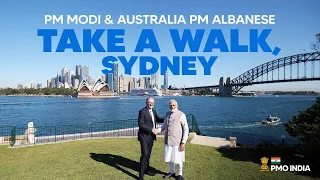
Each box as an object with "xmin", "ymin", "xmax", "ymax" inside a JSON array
[{"xmin": 230, "ymin": 52, "xmax": 320, "ymax": 93}]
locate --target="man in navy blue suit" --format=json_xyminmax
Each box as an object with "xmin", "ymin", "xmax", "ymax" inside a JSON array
[{"xmin": 138, "ymin": 97, "xmax": 164, "ymax": 180}]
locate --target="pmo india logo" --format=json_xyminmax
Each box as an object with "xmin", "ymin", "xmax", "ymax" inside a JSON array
[{"xmin": 260, "ymin": 157, "xmax": 311, "ymax": 172}]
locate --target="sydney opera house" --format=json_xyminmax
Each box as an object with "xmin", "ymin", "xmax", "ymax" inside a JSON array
[{"xmin": 75, "ymin": 78, "xmax": 117, "ymax": 98}]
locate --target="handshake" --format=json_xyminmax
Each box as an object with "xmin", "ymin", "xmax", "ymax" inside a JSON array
[{"xmin": 152, "ymin": 128, "xmax": 160, "ymax": 135}]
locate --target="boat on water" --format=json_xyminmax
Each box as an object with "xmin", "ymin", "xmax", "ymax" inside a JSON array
[
  {"xmin": 261, "ymin": 115, "xmax": 281, "ymax": 125},
  {"xmin": 172, "ymin": 92, "xmax": 182, "ymax": 96},
  {"xmin": 129, "ymin": 88, "xmax": 163, "ymax": 96}
]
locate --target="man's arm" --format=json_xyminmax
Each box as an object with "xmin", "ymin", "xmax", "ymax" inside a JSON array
[
  {"xmin": 180, "ymin": 113, "xmax": 189, "ymax": 144},
  {"xmin": 157, "ymin": 119, "xmax": 166, "ymax": 133},
  {"xmin": 138, "ymin": 110, "xmax": 152, "ymax": 134},
  {"xmin": 156, "ymin": 113, "xmax": 167, "ymax": 133}
]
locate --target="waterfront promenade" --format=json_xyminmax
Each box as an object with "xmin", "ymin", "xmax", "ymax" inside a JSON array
[{"xmin": 3, "ymin": 126, "xmax": 232, "ymax": 149}]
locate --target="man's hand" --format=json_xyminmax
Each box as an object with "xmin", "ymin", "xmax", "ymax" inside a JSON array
[
  {"xmin": 179, "ymin": 143, "xmax": 185, "ymax": 151},
  {"xmin": 152, "ymin": 129, "xmax": 159, "ymax": 135}
]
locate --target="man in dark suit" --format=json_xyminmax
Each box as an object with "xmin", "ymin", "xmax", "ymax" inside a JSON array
[{"xmin": 138, "ymin": 97, "xmax": 164, "ymax": 180}]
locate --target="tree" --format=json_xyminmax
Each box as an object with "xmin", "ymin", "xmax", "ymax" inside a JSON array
[
  {"xmin": 310, "ymin": 33, "xmax": 320, "ymax": 52},
  {"xmin": 310, "ymin": 42, "xmax": 320, "ymax": 52},
  {"xmin": 284, "ymin": 97, "xmax": 320, "ymax": 163}
]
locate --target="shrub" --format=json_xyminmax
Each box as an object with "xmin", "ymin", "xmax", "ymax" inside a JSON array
[{"xmin": 284, "ymin": 97, "xmax": 320, "ymax": 164}]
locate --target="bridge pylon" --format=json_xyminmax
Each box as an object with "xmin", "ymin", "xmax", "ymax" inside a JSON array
[{"xmin": 219, "ymin": 77, "xmax": 233, "ymax": 97}]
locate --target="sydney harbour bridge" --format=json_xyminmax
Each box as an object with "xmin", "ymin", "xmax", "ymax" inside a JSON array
[{"xmin": 183, "ymin": 52, "xmax": 320, "ymax": 96}]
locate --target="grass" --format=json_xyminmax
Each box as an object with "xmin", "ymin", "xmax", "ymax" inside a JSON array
[{"xmin": 0, "ymin": 137, "xmax": 318, "ymax": 180}]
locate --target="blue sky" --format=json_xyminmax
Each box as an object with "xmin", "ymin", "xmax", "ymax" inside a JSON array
[{"xmin": 0, "ymin": 0, "xmax": 320, "ymax": 91}]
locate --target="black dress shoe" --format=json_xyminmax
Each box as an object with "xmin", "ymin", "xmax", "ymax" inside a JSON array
[
  {"xmin": 163, "ymin": 172, "xmax": 175, "ymax": 178},
  {"xmin": 145, "ymin": 170, "xmax": 156, "ymax": 176},
  {"xmin": 177, "ymin": 175, "xmax": 184, "ymax": 180}
]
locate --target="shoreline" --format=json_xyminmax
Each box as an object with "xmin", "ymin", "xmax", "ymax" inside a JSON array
[
  {"xmin": 1, "ymin": 95, "xmax": 69, "ymax": 97},
  {"xmin": 0, "ymin": 94, "xmax": 318, "ymax": 98}
]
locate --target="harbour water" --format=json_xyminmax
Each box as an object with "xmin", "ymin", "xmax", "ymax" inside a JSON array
[{"xmin": 0, "ymin": 95, "xmax": 317, "ymax": 145}]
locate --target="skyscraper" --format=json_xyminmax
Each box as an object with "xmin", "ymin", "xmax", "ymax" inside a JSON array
[
  {"xmin": 106, "ymin": 73, "xmax": 113, "ymax": 91},
  {"xmin": 50, "ymin": 77, "xmax": 56, "ymax": 88},
  {"xmin": 71, "ymin": 74, "xmax": 75, "ymax": 88},
  {"xmin": 61, "ymin": 67, "xmax": 68, "ymax": 83},
  {"xmin": 82, "ymin": 66, "xmax": 89, "ymax": 80},
  {"xmin": 75, "ymin": 65, "xmax": 82, "ymax": 80},
  {"xmin": 150, "ymin": 72, "xmax": 160, "ymax": 89},
  {"xmin": 122, "ymin": 74, "xmax": 129, "ymax": 92},
  {"xmin": 164, "ymin": 70, "xmax": 168, "ymax": 89},
  {"xmin": 151, "ymin": 74, "xmax": 155, "ymax": 87},
  {"xmin": 138, "ymin": 78, "xmax": 145, "ymax": 89},
  {"xmin": 47, "ymin": 79, "xmax": 51, "ymax": 88},
  {"xmin": 118, "ymin": 74, "xmax": 124, "ymax": 92},
  {"xmin": 65, "ymin": 70, "xmax": 72, "ymax": 86},
  {"xmin": 129, "ymin": 76, "xmax": 136, "ymax": 91},
  {"xmin": 155, "ymin": 71, "xmax": 160, "ymax": 89},
  {"xmin": 144, "ymin": 77, "xmax": 150, "ymax": 89},
  {"xmin": 113, "ymin": 63, "xmax": 119, "ymax": 93},
  {"xmin": 74, "ymin": 79, "xmax": 79, "ymax": 89}
]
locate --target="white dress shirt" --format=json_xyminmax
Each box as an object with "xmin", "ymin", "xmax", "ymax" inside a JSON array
[{"xmin": 149, "ymin": 109, "xmax": 155, "ymax": 129}]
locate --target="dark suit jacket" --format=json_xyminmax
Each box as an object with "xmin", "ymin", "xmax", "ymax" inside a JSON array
[{"xmin": 138, "ymin": 107, "xmax": 164, "ymax": 142}]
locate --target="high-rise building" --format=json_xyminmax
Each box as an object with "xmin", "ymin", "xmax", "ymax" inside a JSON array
[
  {"xmin": 119, "ymin": 75, "xmax": 124, "ymax": 92},
  {"xmin": 82, "ymin": 66, "xmax": 89, "ymax": 80},
  {"xmin": 121, "ymin": 74, "xmax": 129, "ymax": 92},
  {"xmin": 58, "ymin": 75, "xmax": 62, "ymax": 83},
  {"xmin": 30, "ymin": 83, "xmax": 37, "ymax": 89},
  {"xmin": 144, "ymin": 77, "xmax": 150, "ymax": 89},
  {"xmin": 37, "ymin": 84, "xmax": 42, "ymax": 89},
  {"xmin": 65, "ymin": 70, "xmax": 72, "ymax": 86},
  {"xmin": 75, "ymin": 65, "xmax": 82, "ymax": 80},
  {"xmin": 150, "ymin": 72, "xmax": 160, "ymax": 89},
  {"xmin": 113, "ymin": 63, "xmax": 119, "ymax": 93},
  {"xmin": 71, "ymin": 75, "xmax": 75, "ymax": 88},
  {"xmin": 47, "ymin": 79, "xmax": 51, "ymax": 88},
  {"xmin": 61, "ymin": 67, "xmax": 68, "ymax": 83},
  {"xmin": 74, "ymin": 79, "xmax": 80, "ymax": 89},
  {"xmin": 151, "ymin": 74, "xmax": 155, "ymax": 87},
  {"xmin": 87, "ymin": 77, "xmax": 95, "ymax": 85},
  {"xmin": 129, "ymin": 77, "xmax": 136, "ymax": 91},
  {"xmin": 101, "ymin": 75, "xmax": 106, "ymax": 82},
  {"xmin": 80, "ymin": 69, "xmax": 83, "ymax": 82},
  {"xmin": 17, "ymin": 84, "xmax": 23, "ymax": 89},
  {"xmin": 163, "ymin": 70, "xmax": 168, "ymax": 89},
  {"xmin": 155, "ymin": 71, "xmax": 160, "ymax": 89},
  {"xmin": 138, "ymin": 78, "xmax": 145, "ymax": 89},
  {"xmin": 106, "ymin": 73, "xmax": 113, "ymax": 91},
  {"xmin": 50, "ymin": 77, "xmax": 56, "ymax": 88}
]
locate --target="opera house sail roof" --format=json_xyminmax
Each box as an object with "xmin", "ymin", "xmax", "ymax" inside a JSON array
[{"xmin": 76, "ymin": 78, "xmax": 117, "ymax": 98}]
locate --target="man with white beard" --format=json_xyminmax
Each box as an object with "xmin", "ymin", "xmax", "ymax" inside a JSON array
[{"xmin": 155, "ymin": 99, "xmax": 189, "ymax": 180}]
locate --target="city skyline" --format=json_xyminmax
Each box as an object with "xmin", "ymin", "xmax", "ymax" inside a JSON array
[
  {"xmin": 18, "ymin": 64, "xmax": 169, "ymax": 92},
  {"xmin": 4, "ymin": 62, "xmax": 320, "ymax": 92},
  {"xmin": 0, "ymin": 0, "xmax": 320, "ymax": 92}
]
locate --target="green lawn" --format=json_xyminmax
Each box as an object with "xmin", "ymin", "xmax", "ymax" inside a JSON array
[{"xmin": 0, "ymin": 137, "xmax": 317, "ymax": 180}]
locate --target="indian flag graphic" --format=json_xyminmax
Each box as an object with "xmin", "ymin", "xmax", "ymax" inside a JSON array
[{"xmin": 271, "ymin": 157, "xmax": 281, "ymax": 165}]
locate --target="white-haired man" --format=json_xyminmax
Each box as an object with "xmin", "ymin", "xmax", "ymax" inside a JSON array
[{"xmin": 155, "ymin": 99, "xmax": 189, "ymax": 180}]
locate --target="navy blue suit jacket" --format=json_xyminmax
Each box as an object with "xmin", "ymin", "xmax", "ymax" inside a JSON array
[{"xmin": 138, "ymin": 107, "xmax": 164, "ymax": 142}]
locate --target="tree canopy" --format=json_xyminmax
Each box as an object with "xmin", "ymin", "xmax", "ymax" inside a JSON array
[{"xmin": 284, "ymin": 97, "xmax": 320, "ymax": 163}]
